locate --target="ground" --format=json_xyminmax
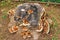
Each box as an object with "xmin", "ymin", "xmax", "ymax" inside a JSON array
[{"xmin": 0, "ymin": 1, "xmax": 60, "ymax": 40}]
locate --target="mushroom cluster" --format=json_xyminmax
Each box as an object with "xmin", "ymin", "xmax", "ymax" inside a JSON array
[{"xmin": 8, "ymin": 3, "xmax": 53, "ymax": 39}]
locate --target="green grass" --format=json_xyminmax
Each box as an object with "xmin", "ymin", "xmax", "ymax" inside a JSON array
[
  {"xmin": 52, "ymin": 36, "xmax": 58, "ymax": 40},
  {"xmin": 2, "ymin": 15, "xmax": 7, "ymax": 19},
  {"xmin": 1, "ymin": 9, "xmax": 8, "ymax": 19},
  {"xmin": 48, "ymin": 10, "xmax": 58, "ymax": 28},
  {"xmin": 51, "ymin": 17, "xmax": 58, "ymax": 40},
  {"xmin": 0, "ymin": 1, "xmax": 10, "ymax": 8},
  {"xmin": 51, "ymin": 17, "xmax": 58, "ymax": 28},
  {"xmin": 51, "ymin": 16, "xmax": 60, "ymax": 40}
]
